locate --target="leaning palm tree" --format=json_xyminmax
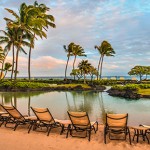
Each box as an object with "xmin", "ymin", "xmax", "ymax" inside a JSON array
[
  {"xmin": 72, "ymin": 44, "xmax": 86, "ymax": 80},
  {"xmin": 78, "ymin": 60, "xmax": 91, "ymax": 84},
  {"xmin": 64, "ymin": 42, "xmax": 74, "ymax": 80},
  {"xmin": 95, "ymin": 41, "xmax": 115, "ymax": 79}
]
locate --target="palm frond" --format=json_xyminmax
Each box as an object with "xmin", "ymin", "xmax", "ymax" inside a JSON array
[{"xmin": 5, "ymin": 8, "xmax": 19, "ymax": 19}]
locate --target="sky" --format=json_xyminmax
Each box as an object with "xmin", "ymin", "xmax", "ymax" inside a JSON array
[{"xmin": 0, "ymin": 0, "xmax": 150, "ymax": 77}]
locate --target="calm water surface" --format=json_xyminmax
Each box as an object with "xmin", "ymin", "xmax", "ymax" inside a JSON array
[{"xmin": 0, "ymin": 91, "xmax": 150, "ymax": 126}]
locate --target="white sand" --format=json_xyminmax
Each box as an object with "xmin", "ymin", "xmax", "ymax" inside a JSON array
[{"xmin": 0, "ymin": 124, "xmax": 150, "ymax": 150}]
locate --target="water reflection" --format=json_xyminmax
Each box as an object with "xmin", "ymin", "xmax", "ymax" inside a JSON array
[{"xmin": 0, "ymin": 91, "xmax": 150, "ymax": 125}]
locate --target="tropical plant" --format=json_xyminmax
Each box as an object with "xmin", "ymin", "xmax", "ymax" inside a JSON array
[
  {"xmin": 128, "ymin": 66, "xmax": 150, "ymax": 81},
  {"xmin": 72, "ymin": 44, "xmax": 86, "ymax": 80},
  {"xmin": 64, "ymin": 42, "xmax": 74, "ymax": 80},
  {"xmin": 2, "ymin": 62, "xmax": 12, "ymax": 78},
  {"xmin": 4, "ymin": 6, "xmax": 31, "ymax": 81},
  {"xmin": 89, "ymin": 66, "xmax": 98, "ymax": 82},
  {"xmin": 0, "ymin": 28, "xmax": 17, "ymax": 80},
  {"xmin": 25, "ymin": 1, "xmax": 56, "ymax": 80},
  {"xmin": 145, "ymin": 66, "xmax": 150, "ymax": 80},
  {"xmin": 78, "ymin": 60, "xmax": 92, "ymax": 84},
  {"xmin": 70, "ymin": 69, "xmax": 83, "ymax": 80},
  {"xmin": 0, "ymin": 46, "xmax": 6, "ymax": 78},
  {"xmin": 95, "ymin": 41, "xmax": 115, "ymax": 79}
]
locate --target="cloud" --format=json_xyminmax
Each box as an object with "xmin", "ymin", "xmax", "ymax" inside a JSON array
[{"xmin": 1, "ymin": 0, "xmax": 150, "ymax": 77}]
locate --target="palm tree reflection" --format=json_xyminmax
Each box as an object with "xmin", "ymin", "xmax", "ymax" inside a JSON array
[{"xmin": 0, "ymin": 91, "xmax": 45, "ymax": 116}]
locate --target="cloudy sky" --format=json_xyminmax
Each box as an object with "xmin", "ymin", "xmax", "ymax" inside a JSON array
[{"xmin": 0, "ymin": 0, "xmax": 150, "ymax": 77}]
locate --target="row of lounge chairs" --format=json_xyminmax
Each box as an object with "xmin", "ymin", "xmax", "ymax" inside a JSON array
[
  {"xmin": 0, "ymin": 104, "xmax": 149, "ymax": 144},
  {"xmin": 0, "ymin": 105, "xmax": 98, "ymax": 141}
]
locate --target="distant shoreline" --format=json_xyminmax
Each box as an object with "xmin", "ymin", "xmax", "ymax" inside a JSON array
[{"xmin": 4, "ymin": 75, "xmax": 150, "ymax": 81}]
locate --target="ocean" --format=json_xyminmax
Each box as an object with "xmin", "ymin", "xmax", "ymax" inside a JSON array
[{"xmin": 12, "ymin": 75, "xmax": 150, "ymax": 81}]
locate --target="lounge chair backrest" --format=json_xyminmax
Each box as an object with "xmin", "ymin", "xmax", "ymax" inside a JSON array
[
  {"xmin": 106, "ymin": 114, "xmax": 128, "ymax": 127},
  {"xmin": 31, "ymin": 107, "xmax": 55, "ymax": 123},
  {"xmin": 1, "ymin": 105, "xmax": 24, "ymax": 120},
  {"xmin": 68, "ymin": 111, "xmax": 90, "ymax": 127}
]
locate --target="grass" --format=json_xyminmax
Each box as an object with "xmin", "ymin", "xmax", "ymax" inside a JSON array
[
  {"xmin": 138, "ymin": 89, "xmax": 150, "ymax": 95},
  {"xmin": 49, "ymin": 84, "xmax": 91, "ymax": 89}
]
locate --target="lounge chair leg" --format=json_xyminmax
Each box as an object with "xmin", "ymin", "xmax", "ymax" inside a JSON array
[
  {"xmin": 145, "ymin": 132, "xmax": 149, "ymax": 144},
  {"xmin": 47, "ymin": 127, "xmax": 52, "ymax": 136},
  {"xmin": 66, "ymin": 124, "xmax": 71, "ymax": 138},
  {"xmin": 88, "ymin": 130, "xmax": 91, "ymax": 141},
  {"xmin": 96, "ymin": 121, "xmax": 98, "ymax": 132},
  {"xmin": 28, "ymin": 124, "xmax": 33, "ymax": 133},
  {"xmin": 14, "ymin": 124, "xmax": 18, "ymax": 131},
  {"xmin": 0, "ymin": 121, "xmax": 4, "ymax": 127},
  {"xmin": 104, "ymin": 127, "xmax": 107, "ymax": 144},
  {"xmin": 60, "ymin": 125, "xmax": 64, "ymax": 135},
  {"xmin": 128, "ymin": 128, "xmax": 131, "ymax": 145},
  {"xmin": 137, "ymin": 130, "xmax": 139, "ymax": 143}
]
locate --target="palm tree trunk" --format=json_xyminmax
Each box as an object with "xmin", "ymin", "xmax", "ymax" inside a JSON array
[
  {"xmin": 28, "ymin": 46, "xmax": 32, "ymax": 81},
  {"xmin": 84, "ymin": 72, "xmax": 86, "ymax": 84},
  {"xmin": 65, "ymin": 56, "xmax": 70, "ymax": 80},
  {"xmin": 140, "ymin": 74, "xmax": 142, "ymax": 82},
  {"xmin": 0, "ymin": 63, "xmax": 4, "ymax": 79},
  {"xmin": 4, "ymin": 70, "xmax": 7, "ymax": 78},
  {"xmin": 14, "ymin": 48, "xmax": 19, "ymax": 81},
  {"xmin": 28, "ymin": 34, "xmax": 35, "ymax": 81},
  {"xmin": 97, "ymin": 56, "xmax": 102, "ymax": 80},
  {"xmin": 146, "ymin": 74, "xmax": 147, "ymax": 80},
  {"xmin": 73, "ymin": 55, "xmax": 76, "ymax": 80},
  {"xmin": 11, "ymin": 43, "xmax": 15, "ymax": 80},
  {"xmin": 99, "ymin": 56, "xmax": 104, "ymax": 79}
]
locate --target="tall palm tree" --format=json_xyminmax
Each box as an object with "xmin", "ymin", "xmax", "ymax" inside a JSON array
[
  {"xmin": 64, "ymin": 42, "xmax": 74, "ymax": 80},
  {"xmin": 4, "ymin": 6, "xmax": 32, "ymax": 81},
  {"xmin": 25, "ymin": 1, "xmax": 56, "ymax": 80},
  {"xmin": 72, "ymin": 44, "xmax": 86, "ymax": 80},
  {"xmin": 95, "ymin": 41, "xmax": 115, "ymax": 79},
  {"xmin": 78, "ymin": 60, "xmax": 91, "ymax": 84}
]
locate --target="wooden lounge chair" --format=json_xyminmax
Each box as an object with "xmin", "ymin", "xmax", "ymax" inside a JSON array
[
  {"xmin": 104, "ymin": 113, "xmax": 131, "ymax": 144},
  {"xmin": 67, "ymin": 111, "xmax": 98, "ymax": 141},
  {"xmin": 31, "ymin": 107, "xmax": 62, "ymax": 136},
  {"xmin": 0, "ymin": 105, "xmax": 37, "ymax": 132},
  {"xmin": 0, "ymin": 111, "xmax": 9, "ymax": 127}
]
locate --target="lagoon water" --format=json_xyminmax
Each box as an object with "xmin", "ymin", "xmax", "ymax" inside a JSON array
[{"xmin": 0, "ymin": 91, "xmax": 150, "ymax": 126}]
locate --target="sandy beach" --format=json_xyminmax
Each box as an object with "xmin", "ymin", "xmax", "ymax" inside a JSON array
[{"xmin": 0, "ymin": 124, "xmax": 150, "ymax": 150}]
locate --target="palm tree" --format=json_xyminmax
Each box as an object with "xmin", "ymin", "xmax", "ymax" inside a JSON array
[
  {"xmin": 4, "ymin": 6, "xmax": 32, "ymax": 81},
  {"xmin": 0, "ymin": 28, "xmax": 16, "ymax": 80},
  {"xmin": 0, "ymin": 46, "xmax": 5, "ymax": 78},
  {"xmin": 64, "ymin": 42, "xmax": 74, "ymax": 80},
  {"xmin": 25, "ymin": 1, "xmax": 56, "ymax": 80},
  {"xmin": 89, "ymin": 66, "xmax": 98, "ymax": 82},
  {"xmin": 72, "ymin": 44, "xmax": 86, "ymax": 80},
  {"xmin": 95, "ymin": 41, "xmax": 115, "ymax": 79},
  {"xmin": 78, "ymin": 60, "xmax": 91, "ymax": 84},
  {"xmin": 2, "ymin": 62, "xmax": 12, "ymax": 78}
]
